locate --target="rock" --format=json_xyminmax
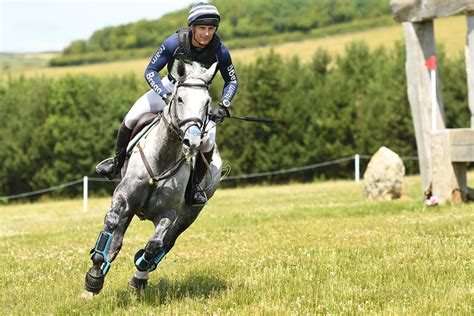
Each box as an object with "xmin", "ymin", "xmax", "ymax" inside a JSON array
[
  {"xmin": 390, "ymin": 0, "xmax": 474, "ymax": 22},
  {"xmin": 363, "ymin": 147, "xmax": 405, "ymax": 200}
]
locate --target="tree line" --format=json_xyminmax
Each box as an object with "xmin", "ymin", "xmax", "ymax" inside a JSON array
[
  {"xmin": 0, "ymin": 42, "xmax": 469, "ymax": 198},
  {"xmin": 50, "ymin": 0, "xmax": 392, "ymax": 66}
]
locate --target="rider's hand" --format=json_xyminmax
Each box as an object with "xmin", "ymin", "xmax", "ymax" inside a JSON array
[
  {"xmin": 210, "ymin": 102, "xmax": 230, "ymax": 123},
  {"xmin": 162, "ymin": 92, "xmax": 173, "ymax": 105}
]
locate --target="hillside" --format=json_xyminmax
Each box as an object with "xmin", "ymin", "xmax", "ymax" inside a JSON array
[
  {"xmin": 49, "ymin": 0, "xmax": 391, "ymax": 66},
  {"xmin": 7, "ymin": 15, "xmax": 467, "ymax": 79}
]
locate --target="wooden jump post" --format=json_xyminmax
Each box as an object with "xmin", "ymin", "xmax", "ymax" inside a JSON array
[{"xmin": 391, "ymin": 0, "xmax": 474, "ymax": 203}]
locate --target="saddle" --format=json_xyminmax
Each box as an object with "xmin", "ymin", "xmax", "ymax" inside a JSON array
[{"xmin": 127, "ymin": 112, "xmax": 160, "ymax": 155}]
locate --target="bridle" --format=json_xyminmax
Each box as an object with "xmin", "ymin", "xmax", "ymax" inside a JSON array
[
  {"xmin": 138, "ymin": 79, "xmax": 211, "ymax": 187},
  {"xmin": 162, "ymin": 79, "xmax": 210, "ymax": 141}
]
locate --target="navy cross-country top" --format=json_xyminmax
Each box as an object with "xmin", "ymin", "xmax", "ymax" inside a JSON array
[{"xmin": 144, "ymin": 29, "xmax": 238, "ymax": 107}]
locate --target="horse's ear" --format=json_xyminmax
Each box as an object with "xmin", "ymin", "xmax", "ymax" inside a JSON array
[
  {"xmin": 177, "ymin": 60, "xmax": 186, "ymax": 79},
  {"xmin": 202, "ymin": 62, "xmax": 218, "ymax": 82}
]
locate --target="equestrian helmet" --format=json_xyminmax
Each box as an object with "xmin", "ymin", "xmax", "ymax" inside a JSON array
[{"xmin": 188, "ymin": 2, "xmax": 220, "ymax": 27}]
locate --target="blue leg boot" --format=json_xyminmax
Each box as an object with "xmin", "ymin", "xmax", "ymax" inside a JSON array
[
  {"xmin": 134, "ymin": 248, "xmax": 166, "ymax": 272},
  {"xmin": 84, "ymin": 231, "xmax": 113, "ymax": 294}
]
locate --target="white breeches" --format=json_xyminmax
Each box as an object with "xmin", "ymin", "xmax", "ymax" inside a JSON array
[{"xmin": 124, "ymin": 77, "xmax": 216, "ymax": 153}]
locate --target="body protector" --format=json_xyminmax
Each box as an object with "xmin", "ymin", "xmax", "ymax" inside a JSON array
[{"xmin": 168, "ymin": 28, "xmax": 221, "ymax": 83}]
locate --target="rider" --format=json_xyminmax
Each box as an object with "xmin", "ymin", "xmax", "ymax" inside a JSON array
[{"xmin": 96, "ymin": 2, "xmax": 238, "ymax": 206}]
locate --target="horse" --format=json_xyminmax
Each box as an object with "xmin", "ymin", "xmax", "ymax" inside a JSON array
[{"xmin": 82, "ymin": 60, "xmax": 223, "ymax": 296}]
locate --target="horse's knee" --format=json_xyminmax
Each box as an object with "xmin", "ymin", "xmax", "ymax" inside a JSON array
[{"xmin": 144, "ymin": 238, "xmax": 163, "ymax": 258}]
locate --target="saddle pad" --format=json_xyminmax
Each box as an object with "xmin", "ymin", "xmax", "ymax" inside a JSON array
[{"xmin": 126, "ymin": 116, "xmax": 160, "ymax": 156}]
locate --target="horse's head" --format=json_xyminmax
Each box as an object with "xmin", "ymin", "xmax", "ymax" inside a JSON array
[{"xmin": 168, "ymin": 60, "xmax": 217, "ymax": 158}]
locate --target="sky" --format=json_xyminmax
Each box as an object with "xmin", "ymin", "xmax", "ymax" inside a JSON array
[{"xmin": 0, "ymin": 0, "xmax": 197, "ymax": 53}]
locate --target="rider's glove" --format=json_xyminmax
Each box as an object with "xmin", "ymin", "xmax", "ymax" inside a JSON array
[
  {"xmin": 162, "ymin": 92, "xmax": 173, "ymax": 105},
  {"xmin": 210, "ymin": 102, "xmax": 230, "ymax": 124}
]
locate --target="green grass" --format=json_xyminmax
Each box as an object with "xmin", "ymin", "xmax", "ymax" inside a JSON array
[{"xmin": 0, "ymin": 176, "xmax": 472, "ymax": 314}]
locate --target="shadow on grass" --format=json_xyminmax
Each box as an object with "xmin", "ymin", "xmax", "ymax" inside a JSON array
[{"xmin": 114, "ymin": 270, "xmax": 228, "ymax": 308}]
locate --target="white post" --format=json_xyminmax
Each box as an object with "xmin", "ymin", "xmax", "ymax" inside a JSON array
[
  {"xmin": 355, "ymin": 154, "xmax": 360, "ymax": 183},
  {"xmin": 83, "ymin": 176, "xmax": 88, "ymax": 213},
  {"xmin": 430, "ymin": 68, "xmax": 437, "ymax": 132},
  {"xmin": 425, "ymin": 55, "xmax": 437, "ymax": 132},
  {"xmin": 466, "ymin": 15, "xmax": 474, "ymax": 127}
]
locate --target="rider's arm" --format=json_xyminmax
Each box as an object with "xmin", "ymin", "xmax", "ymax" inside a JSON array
[
  {"xmin": 217, "ymin": 45, "xmax": 238, "ymax": 107},
  {"xmin": 144, "ymin": 34, "xmax": 179, "ymax": 96}
]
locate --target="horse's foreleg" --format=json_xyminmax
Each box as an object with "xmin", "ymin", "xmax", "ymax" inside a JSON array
[
  {"xmin": 162, "ymin": 206, "xmax": 202, "ymax": 253},
  {"xmin": 129, "ymin": 209, "xmax": 176, "ymax": 290},
  {"xmin": 129, "ymin": 207, "xmax": 201, "ymax": 290},
  {"xmin": 133, "ymin": 209, "xmax": 177, "ymax": 273},
  {"xmin": 84, "ymin": 191, "xmax": 133, "ymax": 295}
]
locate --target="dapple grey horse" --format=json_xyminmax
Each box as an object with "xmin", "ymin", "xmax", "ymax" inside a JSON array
[{"xmin": 82, "ymin": 61, "xmax": 222, "ymax": 297}]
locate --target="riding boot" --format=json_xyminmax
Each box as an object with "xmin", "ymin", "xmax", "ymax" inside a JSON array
[
  {"xmin": 188, "ymin": 148, "xmax": 214, "ymax": 206},
  {"xmin": 96, "ymin": 122, "xmax": 133, "ymax": 180}
]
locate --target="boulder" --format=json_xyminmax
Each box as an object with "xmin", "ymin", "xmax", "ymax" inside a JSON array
[
  {"xmin": 363, "ymin": 146, "xmax": 406, "ymax": 200},
  {"xmin": 391, "ymin": 0, "xmax": 474, "ymax": 22}
]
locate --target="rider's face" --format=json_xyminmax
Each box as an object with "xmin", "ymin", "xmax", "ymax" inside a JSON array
[{"xmin": 191, "ymin": 25, "xmax": 216, "ymax": 48}]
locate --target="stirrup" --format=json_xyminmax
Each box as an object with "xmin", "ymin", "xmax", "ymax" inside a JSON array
[{"xmin": 96, "ymin": 157, "xmax": 118, "ymax": 180}]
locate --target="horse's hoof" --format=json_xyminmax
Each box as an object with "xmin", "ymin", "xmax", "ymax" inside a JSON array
[
  {"xmin": 78, "ymin": 290, "xmax": 95, "ymax": 300},
  {"xmin": 84, "ymin": 268, "xmax": 104, "ymax": 294},
  {"xmin": 129, "ymin": 275, "xmax": 148, "ymax": 290}
]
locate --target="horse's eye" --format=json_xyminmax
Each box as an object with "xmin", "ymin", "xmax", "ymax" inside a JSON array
[{"xmin": 178, "ymin": 97, "xmax": 184, "ymax": 103}]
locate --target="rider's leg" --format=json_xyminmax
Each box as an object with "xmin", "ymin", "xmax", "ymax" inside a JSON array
[
  {"xmin": 188, "ymin": 126, "xmax": 216, "ymax": 206},
  {"xmin": 96, "ymin": 122, "xmax": 132, "ymax": 180},
  {"xmin": 96, "ymin": 89, "xmax": 166, "ymax": 179},
  {"xmin": 189, "ymin": 147, "xmax": 214, "ymax": 206}
]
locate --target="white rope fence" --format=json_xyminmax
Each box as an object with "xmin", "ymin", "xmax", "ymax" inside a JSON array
[
  {"xmin": 0, "ymin": 154, "xmax": 419, "ymax": 211},
  {"xmin": 225, "ymin": 156, "xmax": 355, "ymax": 180}
]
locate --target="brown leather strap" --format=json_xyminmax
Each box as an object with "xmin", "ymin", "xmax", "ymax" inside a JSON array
[
  {"xmin": 200, "ymin": 150, "xmax": 211, "ymax": 171},
  {"xmin": 137, "ymin": 143, "xmax": 155, "ymax": 182},
  {"xmin": 137, "ymin": 143, "xmax": 187, "ymax": 186}
]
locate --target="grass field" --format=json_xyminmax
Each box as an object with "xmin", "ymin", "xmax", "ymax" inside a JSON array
[
  {"xmin": 0, "ymin": 175, "xmax": 472, "ymax": 314},
  {"xmin": 4, "ymin": 15, "xmax": 467, "ymax": 79}
]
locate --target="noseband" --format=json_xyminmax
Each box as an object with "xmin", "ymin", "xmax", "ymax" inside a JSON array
[{"xmin": 163, "ymin": 80, "xmax": 210, "ymax": 141}]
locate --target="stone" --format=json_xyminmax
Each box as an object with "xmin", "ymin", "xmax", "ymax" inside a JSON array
[
  {"xmin": 363, "ymin": 147, "xmax": 406, "ymax": 200},
  {"xmin": 391, "ymin": 0, "xmax": 474, "ymax": 22}
]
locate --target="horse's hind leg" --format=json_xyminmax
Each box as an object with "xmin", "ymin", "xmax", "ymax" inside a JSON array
[{"xmin": 84, "ymin": 191, "xmax": 133, "ymax": 295}]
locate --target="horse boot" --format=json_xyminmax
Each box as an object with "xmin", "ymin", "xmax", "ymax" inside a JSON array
[
  {"xmin": 187, "ymin": 148, "xmax": 214, "ymax": 206},
  {"xmin": 96, "ymin": 122, "xmax": 133, "ymax": 180}
]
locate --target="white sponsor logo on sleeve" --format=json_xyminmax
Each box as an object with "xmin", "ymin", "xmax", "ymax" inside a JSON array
[{"xmin": 151, "ymin": 45, "xmax": 166, "ymax": 65}]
